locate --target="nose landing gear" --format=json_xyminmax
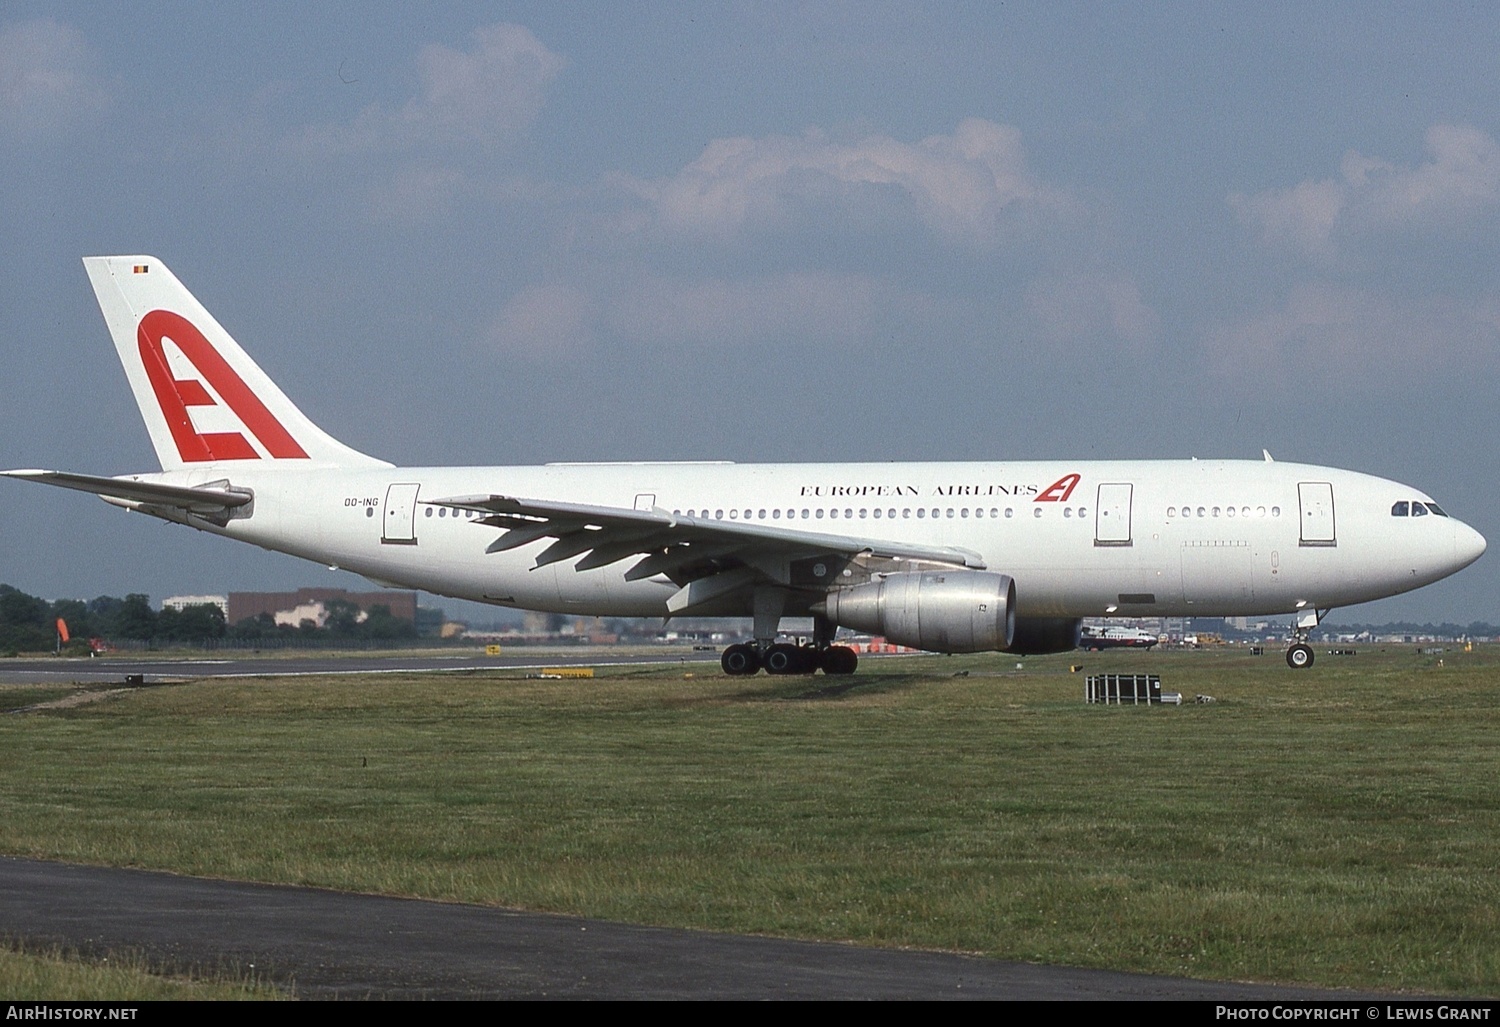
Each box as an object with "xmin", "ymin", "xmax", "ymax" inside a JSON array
[
  {"xmin": 1284, "ymin": 607, "xmax": 1328, "ymax": 669},
  {"xmin": 1286, "ymin": 643, "xmax": 1314, "ymax": 669}
]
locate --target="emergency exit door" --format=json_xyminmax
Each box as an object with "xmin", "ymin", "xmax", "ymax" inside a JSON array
[
  {"xmin": 1095, "ymin": 483, "xmax": 1133, "ymax": 546},
  {"xmin": 1298, "ymin": 481, "xmax": 1336, "ymax": 547},
  {"xmin": 382, "ymin": 482, "xmax": 421, "ymax": 545}
]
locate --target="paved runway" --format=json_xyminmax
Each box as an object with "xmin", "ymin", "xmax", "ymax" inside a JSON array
[
  {"xmin": 0, "ymin": 649, "xmax": 721, "ymax": 687},
  {"xmin": 0, "ymin": 857, "xmax": 1372, "ymax": 1000}
]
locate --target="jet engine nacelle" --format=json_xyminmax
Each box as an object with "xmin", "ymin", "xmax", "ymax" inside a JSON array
[
  {"xmin": 815, "ymin": 571, "xmax": 1016, "ymax": 653},
  {"xmin": 1008, "ymin": 616, "xmax": 1083, "ymax": 655}
]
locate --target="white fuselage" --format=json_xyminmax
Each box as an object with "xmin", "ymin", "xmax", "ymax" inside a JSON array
[{"xmin": 140, "ymin": 458, "xmax": 1486, "ymax": 621}]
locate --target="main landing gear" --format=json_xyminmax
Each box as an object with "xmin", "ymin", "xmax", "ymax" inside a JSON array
[
  {"xmin": 720, "ymin": 590, "xmax": 858, "ymax": 675},
  {"xmin": 1284, "ymin": 607, "xmax": 1328, "ymax": 669},
  {"xmin": 720, "ymin": 641, "xmax": 859, "ymax": 676}
]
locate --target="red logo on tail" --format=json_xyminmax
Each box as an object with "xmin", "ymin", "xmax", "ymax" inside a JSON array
[{"xmin": 137, "ymin": 309, "xmax": 308, "ymax": 462}]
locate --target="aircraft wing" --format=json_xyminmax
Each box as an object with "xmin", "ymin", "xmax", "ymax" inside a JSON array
[
  {"xmin": 430, "ymin": 493, "xmax": 987, "ymax": 614},
  {"xmin": 1, "ymin": 469, "xmax": 252, "ymax": 514}
]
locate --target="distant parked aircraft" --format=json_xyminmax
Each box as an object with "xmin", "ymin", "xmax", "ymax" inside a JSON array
[{"xmin": 1080, "ymin": 625, "xmax": 1159, "ymax": 650}]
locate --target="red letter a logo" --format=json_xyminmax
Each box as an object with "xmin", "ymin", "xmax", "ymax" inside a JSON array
[
  {"xmin": 1036, "ymin": 473, "xmax": 1080, "ymax": 502},
  {"xmin": 137, "ymin": 310, "xmax": 308, "ymax": 463}
]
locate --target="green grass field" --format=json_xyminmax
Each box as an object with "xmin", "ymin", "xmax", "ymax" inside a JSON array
[
  {"xmin": 1, "ymin": 644, "xmax": 1496, "ymax": 995},
  {"xmin": 0, "ymin": 940, "xmax": 283, "ymax": 1000}
]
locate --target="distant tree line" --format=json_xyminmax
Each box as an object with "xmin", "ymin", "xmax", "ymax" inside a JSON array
[{"xmin": 0, "ymin": 584, "xmax": 416, "ymax": 654}]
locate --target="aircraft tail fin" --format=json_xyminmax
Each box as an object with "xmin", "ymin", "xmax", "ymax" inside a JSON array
[{"xmin": 83, "ymin": 256, "xmax": 390, "ymax": 471}]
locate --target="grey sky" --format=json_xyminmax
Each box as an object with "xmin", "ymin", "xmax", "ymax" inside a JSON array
[{"xmin": 2, "ymin": 3, "xmax": 1496, "ymax": 624}]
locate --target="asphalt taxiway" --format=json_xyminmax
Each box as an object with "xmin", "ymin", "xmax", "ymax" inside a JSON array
[{"xmin": 0, "ymin": 857, "xmax": 1376, "ymax": 1000}]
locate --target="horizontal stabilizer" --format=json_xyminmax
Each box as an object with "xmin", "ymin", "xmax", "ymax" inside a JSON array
[{"xmin": 1, "ymin": 469, "xmax": 252, "ymax": 513}]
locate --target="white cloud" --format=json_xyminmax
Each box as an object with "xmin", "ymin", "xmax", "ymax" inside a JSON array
[
  {"xmin": 0, "ymin": 19, "xmax": 105, "ymax": 134},
  {"xmin": 626, "ymin": 118, "xmax": 1074, "ymax": 244},
  {"xmin": 484, "ymin": 283, "xmax": 595, "ymax": 361},
  {"xmin": 290, "ymin": 23, "xmax": 565, "ymax": 157},
  {"xmin": 1231, "ymin": 124, "xmax": 1500, "ymax": 255},
  {"xmin": 1204, "ymin": 283, "xmax": 1500, "ymax": 383},
  {"xmin": 1026, "ymin": 274, "xmax": 1158, "ymax": 350},
  {"xmin": 608, "ymin": 272, "xmax": 883, "ymax": 346},
  {"xmin": 481, "ymin": 270, "xmax": 893, "ymax": 363}
]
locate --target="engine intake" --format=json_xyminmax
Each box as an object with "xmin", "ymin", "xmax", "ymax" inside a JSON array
[
  {"xmin": 815, "ymin": 571, "xmax": 1016, "ymax": 653},
  {"xmin": 1008, "ymin": 616, "xmax": 1083, "ymax": 655}
]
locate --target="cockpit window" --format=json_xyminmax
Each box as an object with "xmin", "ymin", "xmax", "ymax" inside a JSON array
[
  {"xmin": 1425, "ymin": 502, "xmax": 1448, "ymax": 517},
  {"xmin": 1412, "ymin": 502, "xmax": 1428, "ymax": 517},
  {"xmin": 1391, "ymin": 501, "xmax": 1409, "ymax": 517}
]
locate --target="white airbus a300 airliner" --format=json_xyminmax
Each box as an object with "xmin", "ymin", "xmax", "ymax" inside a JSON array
[{"xmin": 4, "ymin": 257, "xmax": 1486, "ymax": 673}]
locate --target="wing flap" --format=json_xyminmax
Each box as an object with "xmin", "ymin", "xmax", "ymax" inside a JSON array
[{"xmin": 429, "ymin": 493, "xmax": 987, "ymax": 585}]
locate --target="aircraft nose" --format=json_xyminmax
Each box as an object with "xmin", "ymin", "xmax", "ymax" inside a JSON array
[{"xmin": 1454, "ymin": 520, "xmax": 1487, "ymax": 571}]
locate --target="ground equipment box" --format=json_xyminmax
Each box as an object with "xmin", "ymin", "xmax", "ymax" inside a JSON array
[{"xmin": 1086, "ymin": 674, "xmax": 1179, "ymax": 704}]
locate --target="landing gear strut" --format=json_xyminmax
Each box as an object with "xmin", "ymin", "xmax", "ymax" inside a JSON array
[{"xmin": 1284, "ymin": 608, "xmax": 1328, "ymax": 670}]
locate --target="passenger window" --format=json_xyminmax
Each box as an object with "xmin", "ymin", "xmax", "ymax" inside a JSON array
[{"xmin": 1392, "ymin": 501, "xmax": 1409, "ymax": 517}]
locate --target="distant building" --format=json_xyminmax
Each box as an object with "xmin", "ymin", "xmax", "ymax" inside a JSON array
[
  {"xmin": 227, "ymin": 588, "xmax": 417, "ymax": 627},
  {"xmin": 162, "ymin": 595, "xmax": 229, "ymax": 616}
]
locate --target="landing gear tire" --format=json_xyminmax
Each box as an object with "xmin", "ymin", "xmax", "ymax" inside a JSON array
[
  {"xmin": 1286, "ymin": 643, "xmax": 1315, "ymax": 669},
  {"xmin": 819, "ymin": 645, "xmax": 859, "ymax": 675},
  {"xmin": 763, "ymin": 643, "xmax": 802, "ymax": 675},
  {"xmin": 764, "ymin": 643, "xmax": 822, "ymax": 675},
  {"xmin": 721, "ymin": 643, "xmax": 761, "ymax": 676}
]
